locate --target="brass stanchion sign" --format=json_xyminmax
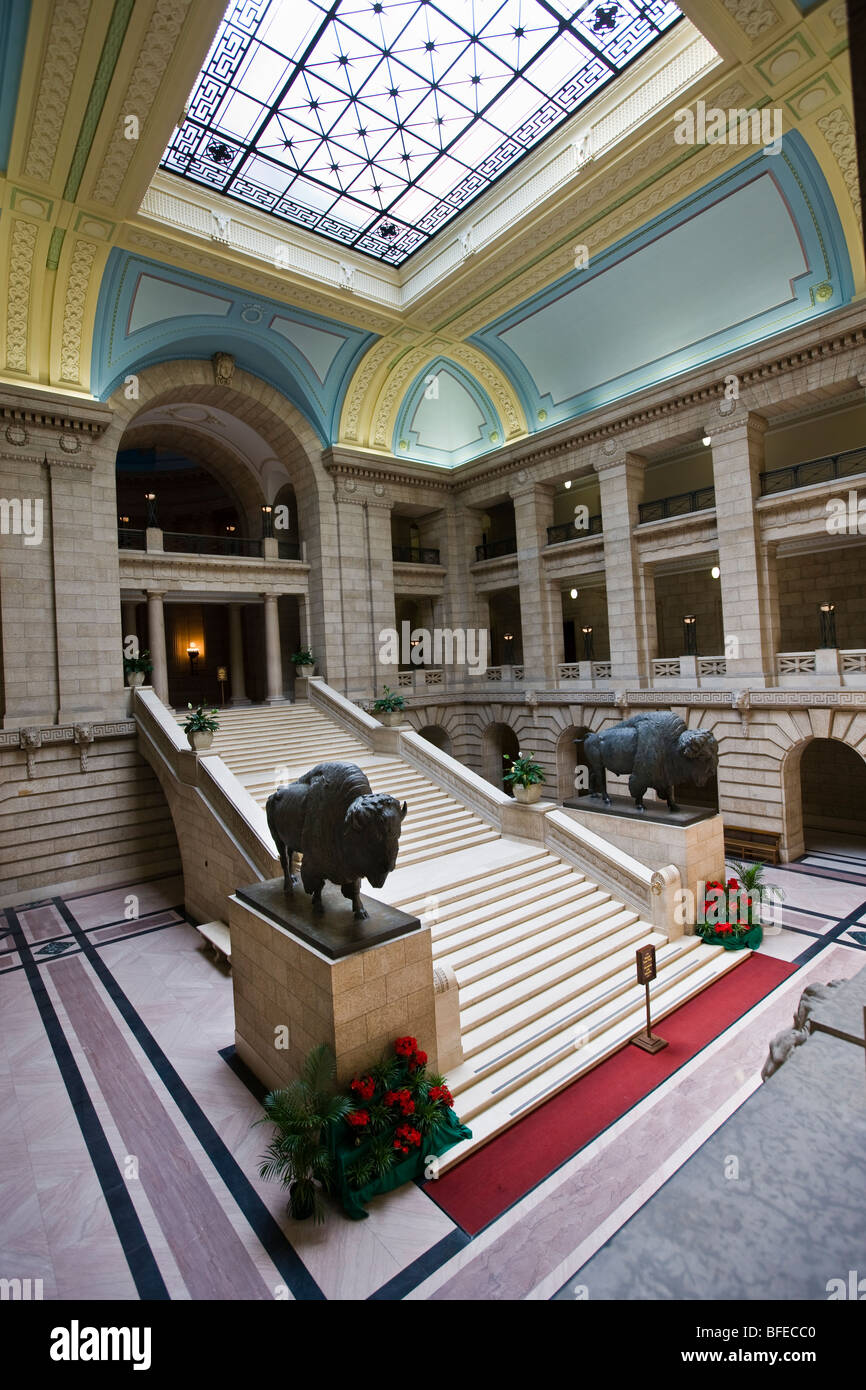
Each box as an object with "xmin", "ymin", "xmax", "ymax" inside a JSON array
[{"xmin": 632, "ymin": 943, "xmax": 668, "ymax": 1053}]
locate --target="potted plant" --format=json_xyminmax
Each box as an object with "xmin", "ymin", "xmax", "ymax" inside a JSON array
[
  {"xmin": 256, "ymin": 1044, "xmax": 350, "ymax": 1223},
  {"xmin": 696, "ymin": 876, "xmax": 763, "ymax": 951},
  {"xmin": 729, "ymin": 858, "xmax": 785, "ymax": 934},
  {"xmin": 182, "ymin": 702, "xmax": 219, "ymax": 751},
  {"xmin": 504, "ymin": 750, "xmax": 546, "ymax": 804},
  {"xmin": 372, "ymin": 685, "xmax": 406, "ymax": 727},
  {"xmin": 123, "ymin": 649, "xmax": 152, "ymax": 688},
  {"xmin": 291, "ymin": 648, "xmax": 316, "ymax": 678}
]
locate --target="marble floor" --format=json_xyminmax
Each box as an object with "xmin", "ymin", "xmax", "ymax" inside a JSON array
[{"xmin": 1, "ymin": 840, "xmax": 864, "ymax": 1301}]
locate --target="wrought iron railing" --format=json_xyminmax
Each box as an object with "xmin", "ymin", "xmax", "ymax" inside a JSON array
[
  {"xmin": 474, "ymin": 536, "xmax": 517, "ymax": 562},
  {"xmin": 546, "ymin": 515, "xmax": 603, "ymax": 545},
  {"xmin": 760, "ymin": 446, "xmax": 866, "ymax": 496},
  {"xmin": 118, "ymin": 528, "xmax": 146, "ymax": 549},
  {"xmin": 638, "ymin": 487, "xmax": 715, "ymax": 524},
  {"xmin": 162, "ymin": 531, "xmax": 260, "ymax": 558},
  {"xmin": 392, "ymin": 545, "xmax": 441, "ymax": 564}
]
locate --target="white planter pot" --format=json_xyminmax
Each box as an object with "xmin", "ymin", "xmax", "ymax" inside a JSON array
[
  {"xmin": 513, "ymin": 781, "xmax": 543, "ymax": 804},
  {"xmin": 127, "ymin": 670, "xmax": 146, "ymax": 688},
  {"xmin": 377, "ymin": 710, "xmax": 404, "ymax": 727},
  {"xmin": 189, "ymin": 729, "xmax": 214, "ymax": 752},
  {"xmin": 294, "ymin": 665, "xmax": 315, "ymax": 678}
]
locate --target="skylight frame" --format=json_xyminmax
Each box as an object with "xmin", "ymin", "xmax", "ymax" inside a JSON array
[{"xmin": 161, "ymin": 0, "xmax": 683, "ymax": 266}]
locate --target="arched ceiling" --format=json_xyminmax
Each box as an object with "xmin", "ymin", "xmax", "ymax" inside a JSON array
[{"xmin": 0, "ymin": 0, "xmax": 862, "ymax": 470}]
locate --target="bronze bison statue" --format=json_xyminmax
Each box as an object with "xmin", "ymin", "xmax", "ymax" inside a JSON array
[
  {"xmin": 265, "ymin": 761, "xmax": 407, "ymax": 919},
  {"xmin": 582, "ymin": 712, "xmax": 718, "ymax": 813}
]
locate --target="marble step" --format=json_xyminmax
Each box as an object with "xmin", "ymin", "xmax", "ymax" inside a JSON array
[
  {"xmin": 393, "ymin": 852, "xmax": 557, "ymax": 916},
  {"xmin": 430, "ymin": 873, "xmax": 593, "ymax": 952},
  {"xmin": 438, "ymin": 945, "xmax": 746, "ymax": 1167}
]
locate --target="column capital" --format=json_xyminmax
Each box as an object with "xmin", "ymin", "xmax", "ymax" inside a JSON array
[
  {"xmin": 145, "ymin": 588, "xmax": 167, "ymax": 600},
  {"xmin": 593, "ymin": 449, "xmax": 646, "ymax": 475},
  {"xmin": 706, "ymin": 408, "xmax": 768, "ymax": 441}
]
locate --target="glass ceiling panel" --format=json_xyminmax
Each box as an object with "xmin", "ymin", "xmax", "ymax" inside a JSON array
[{"xmin": 162, "ymin": 0, "xmax": 683, "ymax": 266}]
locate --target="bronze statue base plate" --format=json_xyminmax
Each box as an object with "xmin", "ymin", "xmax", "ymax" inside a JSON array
[
  {"xmin": 631, "ymin": 1031, "xmax": 669, "ymax": 1053},
  {"xmin": 564, "ymin": 793, "xmax": 718, "ymax": 826},
  {"xmin": 235, "ymin": 878, "xmax": 421, "ymax": 960}
]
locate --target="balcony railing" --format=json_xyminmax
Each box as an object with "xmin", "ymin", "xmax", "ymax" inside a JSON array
[
  {"xmin": 638, "ymin": 487, "xmax": 715, "ymax": 524},
  {"xmin": 392, "ymin": 544, "xmax": 441, "ymax": 565},
  {"xmin": 277, "ymin": 539, "xmax": 301, "ymax": 560},
  {"xmin": 162, "ymin": 531, "xmax": 261, "ymax": 557},
  {"xmin": 118, "ymin": 528, "xmax": 146, "ymax": 549},
  {"xmin": 546, "ymin": 515, "xmax": 603, "ymax": 545},
  {"xmin": 475, "ymin": 536, "xmax": 517, "ymax": 562},
  {"xmin": 558, "ymin": 661, "xmax": 611, "ymax": 681},
  {"xmin": 759, "ymin": 446, "xmax": 866, "ymax": 496}
]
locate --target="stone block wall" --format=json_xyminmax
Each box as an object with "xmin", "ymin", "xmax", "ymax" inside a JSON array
[
  {"xmin": 777, "ymin": 544, "xmax": 866, "ymax": 651},
  {"xmin": 0, "ymin": 735, "xmax": 181, "ymax": 906}
]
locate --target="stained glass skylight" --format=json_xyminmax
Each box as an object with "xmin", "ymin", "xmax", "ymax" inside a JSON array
[{"xmin": 162, "ymin": 0, "xmax": 682, "ymax": 266}]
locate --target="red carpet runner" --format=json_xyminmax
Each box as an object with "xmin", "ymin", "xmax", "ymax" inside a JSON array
[{"xmin": 423, "ymin": 952, "xmax": 797, "ymax": 1234}]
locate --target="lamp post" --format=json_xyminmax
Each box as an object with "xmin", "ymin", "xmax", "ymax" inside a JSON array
[
  {"xmin": 503, "ymin": 631, "xmax": 514, "ymax": 667},
  {"xmin": 261, "ymin": 505, "xmax": 273, "ymax": 539},
  {"xmin": 683, "ymin": 614, "xmax": 697, "ymax": 656},
  {"xmin": 145, "ymin": 492, "xmax": 158, "ymax": 527},
  {"xmin": 187, "ymin": 642, "xmax": 200, "ymax": 697},
  {"xmin": 582, "ymin": 625, "xmax": 594, "ymax": 661},
  {"xmin": 818, "ymin": 602, "xmax": 837, "ymax": 648}
]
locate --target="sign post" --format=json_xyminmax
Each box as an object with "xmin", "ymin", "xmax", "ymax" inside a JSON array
[
  {"xmin": 217, "ymin": 666, "xmax": 228, "ymax": 706},
  {"xmin": 632, "ymin": 943, "xmax": 668, "ymax": 1053}
]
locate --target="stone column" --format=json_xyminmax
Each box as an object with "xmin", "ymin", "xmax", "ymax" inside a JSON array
[
  {"xmin": 228, "ymin": 603, "xmax": 250, "ymax": 705},
  {"xmin": 710, "ymin": 412, "xmax": 774, "ymax": 684},
  {"xmin": 365, "ymin": 496, "xmax": 397, "ymax": 697},
  {"xmin": 263, "ymin": 593, "xmax": 284, "ymax": 703},
  {"xmin": 595, "ymin": 453, "xmax": 652, "ymax": 685},
  {"xmin": 146, "ymin": 590, "xmax": 169, "ymax": 705},
  {"xmin": 510, "ymin": 481, "xmax": 558, "ymax": 684}
]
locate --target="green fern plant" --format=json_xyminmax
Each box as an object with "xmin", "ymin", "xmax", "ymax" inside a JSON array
[
  {"xmin": 256, "ymin": 1043, "xmax": 351, "ymax": 1223},
  {"xmin": 728, "ymin": 859, "xmax": 785, "ymax": 924}
]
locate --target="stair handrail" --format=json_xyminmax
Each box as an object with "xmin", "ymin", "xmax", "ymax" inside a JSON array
[
  {"xmin": 543, "ymin": 808, "xmax": 682, "ymax": 936},
  {"xmin": 133, "ymin": 686, "xmax": 277, "ymax": 879}
]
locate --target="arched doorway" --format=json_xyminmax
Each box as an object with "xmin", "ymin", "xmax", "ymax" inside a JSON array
[
  {"xmin": 482, "ymin": 721, "xmax": 520, "ymax": 794},
  {"xmin": 800, "ymin": 738, "xmax": 866, "ymax": 845},
  {"xmin": 556, "ymin": 725, "xmax": 589, "ymax": 801},
  {"xmin": 418, "ymin": 725, "xmax": 452, "ymax": 755}
]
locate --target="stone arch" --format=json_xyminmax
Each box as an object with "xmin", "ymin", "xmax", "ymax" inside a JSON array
[
  {"xmin": 481, "ymin": 720, "xmax": 520, "ymax": 793},
  {"xmin": 781, "ymin": 732, "xmax": 866, "ymax": 859},
  {"xmin": 556, "ymin": 723, "xmax": 589, "ymax": 802},
  {"xmin": 418, "ymin": 724, "xmax": 452, "ymax": 755},
  {"xmin": 102, "ymin": 361, "xmax": 339, "ymax": 679},
  {"xmin": 117, "ymin": 420, "xmax": 266, "ymax": 539}
]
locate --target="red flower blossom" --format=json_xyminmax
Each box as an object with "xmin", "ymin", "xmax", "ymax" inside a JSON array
[
  {"xmin": 350, "ymin": 1075, "xmax": 376, "ymax": 1100},
  {"xmin": 726, "ymin": 878, "xmax": 740, "ymax": 889},
  {"xmin": 414, "ymin": 1050, "xmax": 427, "ymax": 1067},
  {"xmin": 716, "ymin": 924, "xmax": 733, "ymax": 936},
  {"xmin": 429, "ymin": 1084, "xmax": 454, "ymax": 1108},
  {"xmin": 394, "ymin": 1036, "xmax": 418, "ymax": 1057},
  {"xmin": 384, "ymin": 1088, "xmax": 415, "ymax": 1116},
  {"xmin": 347, "ymin": 1110, "xmax": 369, "ymax": 1127}
]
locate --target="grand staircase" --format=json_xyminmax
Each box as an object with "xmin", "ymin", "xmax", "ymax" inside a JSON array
[{"xmin": 197, "ymin": 702, "xmax": 748, "ymax": 1165}]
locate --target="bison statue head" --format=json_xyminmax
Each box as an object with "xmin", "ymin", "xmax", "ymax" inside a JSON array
[
  {"xmin": 345, "ymin": 792, "xmax": 408, "ymax": 888},
  {"xmin": 678, "ymin": 727, "xmax": 718, "ymax": 784}
]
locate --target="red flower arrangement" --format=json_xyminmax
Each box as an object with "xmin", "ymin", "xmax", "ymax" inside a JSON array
[
  {"xmin": 384, "ymin": 1088, "xmax": 415, "ymax": 1116},
  {"xmin": 429, "ymin": 1084, "xmax": 454, "ymax": 1108},
  {"xmin": 393, "ymin": 1123, "xmax": 422, "ymax": 1155},
  {"xmin": 697, "ymin": 876, "xmax": 761, "ymax": 950},
  {"xmin": 346, "ymin": 1110, "xmax": 369, "ymax": 1129},
  {"xmin": 394, "ymin": 1036, "xmax": 418, "ymax": 1057},
  {"xmin": 350, "ymin": 1075, "xmax": 376, "ymax": 1101}
]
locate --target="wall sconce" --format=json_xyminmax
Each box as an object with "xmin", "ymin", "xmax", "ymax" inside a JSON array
[
  {"xmin": 187, "ymin": 643, "xmax": 200, "ymax": 673},
  {"xmin": 570, "ymin": 587, "xmax": 578, "ymax": 599},
  {"xmin": 818, "ymin": 602, "xmax": 837, "ymax": 649},
  {"xmin": 118, "ymin": 515, "xmax": 130, "ymax": 525},
  {"xmin": 582, "ymin": 624, "xmax": 594, "ymax": 660},
  {"xmin": 145, "ymin": 492, "xmax": 158, "ymax": 527},
  {"xmin": 702, "ymin": 435, "xmax": 711, "ymax": 447},
  {"xmin": 261, "ymin": 505, "xmax": 273, "ymax": 538},
  {"xmin": 683, "ymin": 614, "xmax": 697, "ymax": 655},
  {"xmin": 225, "ymin": 524, "xmax": 236, "ymax": 533},
  {"xmin": 564, "ymin": 480, "xmax": 572, "ymax": 490},
  {"xmin": 711, "ymin": 565, "xmax": 720, "ymax": 579}
]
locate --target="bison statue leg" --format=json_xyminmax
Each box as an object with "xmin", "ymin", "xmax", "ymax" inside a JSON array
[
  {"xmin": 656, "ymin": 785, "xmax": 680, "ymax": 813},
  {"xmin": 341, "ymin": 880, "xmax": 367, "ymax": 921},
  {"xmin": 584, "ymin": 734, "xmax": 610, "ymax": 804},
  {"xmin": 277, "ymin": 841, "xmax": 296, "ymax": 896},
  {"xmin": 628, "ymin": 773, "xmax": 649, "ymax": 811}
]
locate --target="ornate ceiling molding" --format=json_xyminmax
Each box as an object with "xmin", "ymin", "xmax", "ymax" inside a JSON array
[
  {"xmin": 22, "ymin": 0, "xmax": 92, "ymax": 183},
  {"xmin": 58, "ymin": 239, "xmax": 99, "ymax": 385},
  {"xmin": 5, "ymin": 219, "xmax": 38, "ymax": 373}
]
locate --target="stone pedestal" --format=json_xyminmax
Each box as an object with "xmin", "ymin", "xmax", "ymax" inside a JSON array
[
  {"xmin": 228, "ymin": 878, "xmax": 437, "ymax": 1089},
  {"xmin": 562, "ymin": 796, "xmax": 725, "ymax": 922}
]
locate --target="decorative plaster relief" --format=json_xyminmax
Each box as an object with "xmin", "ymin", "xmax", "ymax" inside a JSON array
[
  {"xmin": 23, "ymin": 0, "xmax": 91, "ymax": 182},
  {"xmin": 6, "ymin": 221, "xmax": 38, "ymax": 372},
  {"xmin": 816, "ymin": 107, "xmax": 862, "ymax": 230},
  {"xmin": 59, "ymin": 240, "xmax": 99, "ymax": 383}
]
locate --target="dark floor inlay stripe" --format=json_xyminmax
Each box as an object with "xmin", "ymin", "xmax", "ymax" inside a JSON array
[
  {"xmin": 52, "ymin": 897, "xmax": 325, "ymax": 1301},
  {"xmin": 5, "ymin": 908, "xmax": 168, "ymax": 1301}
]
